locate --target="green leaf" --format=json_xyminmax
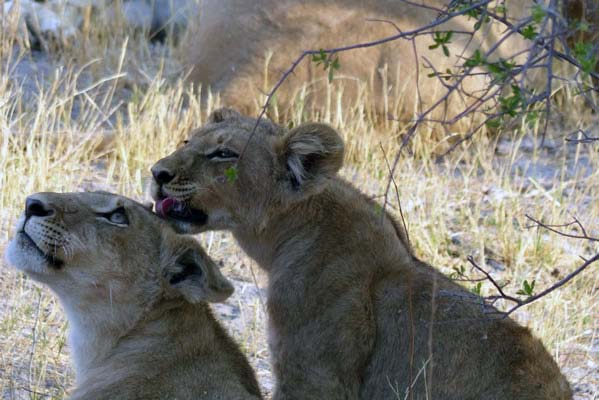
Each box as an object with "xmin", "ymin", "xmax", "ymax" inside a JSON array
[
  {"xmin": 430, "ymin": 31, "xmax": 453, "ymax": 54},
  {"xmin": 444, "ymin": 68, "xmax": 453, "ymax": 81},
  {"xmin": 531, "ymin": 5, "xmax": 545, "ymax": 24},
  {"xmin": 449, "ymin": 265, "xmax": 466, "ymax": 279},
  {"xmin": 577, "ymin": 21, "xmax": 590, "ymax": 32},
  {"xmin": 516, "ymin": 279, "xmax": 536, "ymax": 297},
  {"xmin": 488, "ymin": 59, "xmax": 517, "ymax": 83},
  {"xmin": 311, "ymin": 49, "xmax": 328, "ymax": 66},
  {"xmin": 486, "ymin": 118, "xmax": 502, "ymax": 129},
  {"xmin": 328, "ymin": 67, "xmax": 335, "ymax": 83},
  {"xmin": 464, "ymin": 50, "xmax": 484, "ymax": 68},
  {"xmin": 525, "ymin": 110, "xmax": 539, "ymax": 126},
  {"xmin": 499, "ymin": 85, "xmax": 525, "ymax": 117},
  {"xmin": 224, "ymin": 166, "xmax": 238, "ymax": 183},
  {"xmin": 471, "ymin": 282, "xmax": 483, "ymax": 296},
  {"xmin": 521, "ymin": 24, "xmax": 537, "ymax": 40},
  {"xmin": 574, "ymin": 41, "xmax": 598, "ymax": 74},
  {"xmin": 331, "ymin": 57, "xmax": 340, "ymax": 70}
]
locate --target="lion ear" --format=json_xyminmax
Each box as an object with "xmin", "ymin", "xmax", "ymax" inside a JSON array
[
  {"xmin": 163, "ymin": 245, "xmax": 233, "ymax": 303},
  {"xmin": 278, "ymin": 123, "xmax": 344, "ymax": 197},
  {"xmin": 208, "ymin": 108, "xmax": 242, "ymax": 124}
]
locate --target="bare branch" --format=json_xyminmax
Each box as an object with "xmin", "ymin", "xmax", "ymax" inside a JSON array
[
  {"xmin": 565, "ymin": 129, "xmax": 599, "ymax": 144},
  {"xmin": 466, "ymin": 256, "xmax": 521, "ymax": 304},
  {"xmin": 464, "ymin": 216, "xmax": 599, "ymax": 319},
  {"xmin": 379, "ymin": 143, "xmax": 411, "ymax": 249},
  {"xmin": 525, "ymin": 214, "xmax": 599, "ymax": 242},
  {"xmin": 505, "ymin": 252, "xmax": 599, "ymax": 317}
]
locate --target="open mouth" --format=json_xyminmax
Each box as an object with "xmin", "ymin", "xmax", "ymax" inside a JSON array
[
  {"xmin": 19, "ymin": 231, "xmax": 64, "ymax": 269},
  {"xmin": 155, "ymin": 197, "xmax": 208, "ymax": 225}
]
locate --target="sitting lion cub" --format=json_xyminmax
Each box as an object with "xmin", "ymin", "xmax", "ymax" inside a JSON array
[
  {"xmin": 5, "ymin": 191, "xmax": 262, "ymax": 400},
  {"xmin": 151, "ymin": 108, "xmax": 572, "ymax": 400}
]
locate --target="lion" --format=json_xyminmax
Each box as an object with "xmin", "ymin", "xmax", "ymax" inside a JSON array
[
  {"xmin": 183, "ymin": 0, "xmax": 540, "ymax": 119},
  {"xmin": 4, "ymin": 191, "xmax": 262, "ymax": 400},
  {"xmin": 151, "ymin": 108, "xmax": 572, "ymax": 400}
]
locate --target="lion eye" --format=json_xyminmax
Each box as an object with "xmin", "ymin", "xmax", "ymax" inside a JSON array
[
  {"xmin": 206, "ymin": 148, "xmax": 239, "ymax": 160},
  {"xmin": 98, "ymin": 207, "xmax": 129, "ymax": 226}
]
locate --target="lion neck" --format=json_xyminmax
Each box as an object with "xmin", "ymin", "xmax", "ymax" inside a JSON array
[
  {"xmin": 58, "ymin": 289, "xmax": 218, "ymax": 387},
  {"xmin": 232, "ymin": 191, "xmax": 327, "ymax": 271},
  {"xmin": 232, "ymin": 178, "xmax": 410, "ymax": 273}
]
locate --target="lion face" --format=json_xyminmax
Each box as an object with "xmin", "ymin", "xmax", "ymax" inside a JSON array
[
  {"xmin": 151, "ymin": 108, "xmax": 344, "ymax": 233},
  {"xmin": 5, "ymin": 191, "xmax": 233, "ymax": 310}
]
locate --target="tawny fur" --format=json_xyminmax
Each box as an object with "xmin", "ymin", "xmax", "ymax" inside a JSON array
[
  {"xmin": 183, "ymin": 0, "xmax": 535, "ymax": 118},
  {"xmin": 4, "ymin": 191, "xmax": 262, "ymax": 400},
  {"xmin": 151, "ymin": 108, "xmax": 572, "ymax": 400}
]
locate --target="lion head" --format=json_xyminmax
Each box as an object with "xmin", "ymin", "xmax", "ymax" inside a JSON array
[
  {"xmin": 5, "ymin": 191, "xmax": 233, "ymax": 328},
  {"xmin": 151, "ymin": 108, "xmax": 344, "ymax": 234}
]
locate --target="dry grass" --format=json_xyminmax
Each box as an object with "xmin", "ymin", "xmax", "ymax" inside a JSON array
[{"xmin": 0, "ymin": 11, "xmax": 598, "ymax": 399}]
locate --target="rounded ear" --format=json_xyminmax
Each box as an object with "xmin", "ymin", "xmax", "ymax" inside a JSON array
[
  {"xmin": 277, "ymin": 122, "xmax": 344, "ymax": 197},
  {"xmin": 163, "ymin": 246, "xmax": 233, "ymax": 303},
  {"xmin": 208, "ymin": 108, "xmax": 242, "ymax": 124}
]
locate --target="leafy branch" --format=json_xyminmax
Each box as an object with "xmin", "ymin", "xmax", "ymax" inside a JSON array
[{"xmin": 235, "ymin": 0, "xmax": 598, "ymax": 316}]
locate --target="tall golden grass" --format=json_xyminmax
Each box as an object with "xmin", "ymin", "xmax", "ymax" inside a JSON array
[{"xmin": 0, "ymin": 8, "xmax": 597, "ymax": 399}]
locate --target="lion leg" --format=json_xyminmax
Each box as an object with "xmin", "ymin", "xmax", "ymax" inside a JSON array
[{"xmin": 267, "ymin": 285, "xmax": 375, "ymax": 400}]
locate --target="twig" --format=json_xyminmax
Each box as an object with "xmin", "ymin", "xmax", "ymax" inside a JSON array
[
  {"xmin": 525, "ymin": 214, "xmax": 599, "ymax": 242},
  {"xmin": 565, "ymin": 129, "xmax": 599, "ymax": 143},
  {"xmin": 379, "ymin": 143, "xmax": 411, "ymax": 248},
  {"xmin": 466, "ymin": 256, "xmax": 520, "ymax": 303}
]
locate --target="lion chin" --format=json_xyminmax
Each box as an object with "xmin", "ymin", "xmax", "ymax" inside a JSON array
[{"xmin": 5, "ymin": 233, "xmax": 60, "ymax": 276}]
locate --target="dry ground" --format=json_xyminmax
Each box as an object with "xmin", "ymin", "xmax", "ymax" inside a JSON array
[{"xmin": 0, "ymin": 12, "xmax": 598, "ymax": 400}]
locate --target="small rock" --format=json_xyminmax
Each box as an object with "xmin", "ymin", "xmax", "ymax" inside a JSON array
[
  {"xmin": 495, "ymin": 139, "xmax": 513, "ymax": 156},
  {"xmin": 519, "ymin": 135, "xmax": 535, "ymax": 153},
  {"xmin": 485, "ymin": 258, "xmax": 506, "ymax": 272}
]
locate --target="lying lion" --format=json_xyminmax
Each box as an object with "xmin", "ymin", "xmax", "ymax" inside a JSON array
[
  {"xmin": 5, "ymin": 191, "xmax": 262, "ymax": 400},
  {"xmin": 151, "ymin": 108, "xmax": 572, "ymax": 399},
  {"xmin": 184, "ymin": 0, "xmax": 536, "ymax": 119}
]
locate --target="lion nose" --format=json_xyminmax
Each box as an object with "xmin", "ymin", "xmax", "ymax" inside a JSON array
[
  {"xmin": 152, "ymin": 167, "xmax": 176, "ymax": 185},
  {"xmin": 25, "ymin": 197, "xmax": 53, "ymax": 218}
]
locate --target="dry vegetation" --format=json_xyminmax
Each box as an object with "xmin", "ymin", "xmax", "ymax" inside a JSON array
[{"xmin": 0, "ymin": 8, "xmax": 598, "ymax": 399}]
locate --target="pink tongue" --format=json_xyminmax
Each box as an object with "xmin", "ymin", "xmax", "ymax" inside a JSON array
[{"xmin": 156, "ymin": 197, "xmax": 178, "ymax": 218}]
